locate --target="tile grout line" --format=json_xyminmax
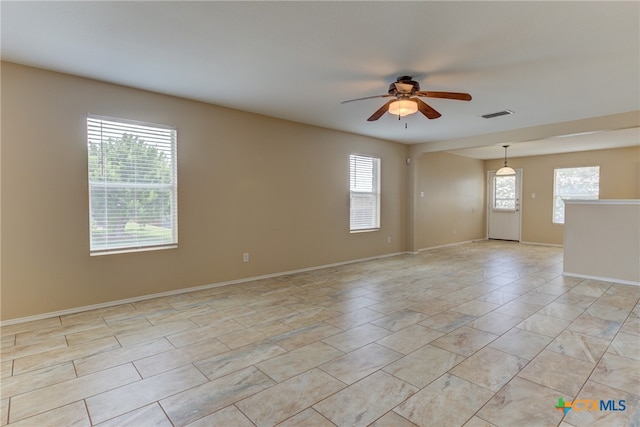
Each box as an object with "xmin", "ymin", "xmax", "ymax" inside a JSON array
[
  {"xmin": 561, "ymin": 296, "xmax": 640, "ymax": 422},
  {"xmin": 1, "ymin": 242, "xmax": 637, "ymax": 426},
  {"xmin": 467, "ymin": 279, "xmax": 636, "ymax": 427}
]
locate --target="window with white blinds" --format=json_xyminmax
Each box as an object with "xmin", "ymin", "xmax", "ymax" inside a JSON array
[
  {"xmin": 350, "ymin": 154, "xmax": 380, "ymax": 232},
  {"xmin": 87, "ymin": 115, "xmax": 177, "ymax": 254}
]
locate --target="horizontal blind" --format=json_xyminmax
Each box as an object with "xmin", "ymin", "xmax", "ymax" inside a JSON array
[
  {"xmin": 87, "ymin": 115, "xmax": 178, "ymax": 253},
  {"xmin": 350, "ymin": 154, "xmax": 380, "ymax": 231}
]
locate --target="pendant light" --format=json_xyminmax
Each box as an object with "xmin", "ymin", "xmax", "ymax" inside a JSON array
[{"xmin": 496, "ymin": 145, "xmax": 516, "ymax": 176}]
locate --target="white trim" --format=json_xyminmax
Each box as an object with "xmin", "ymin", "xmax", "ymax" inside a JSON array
[
  {"xmin": 349, "ymin": 228, "xmax": 380, "ymax": 234},
  {"xmin": 416, "ymin": 239, "xmax": 480, "ymax": 253},
  {"xmin": 564, "ymin": 199, "xmax": 640, "ymax": 205},
  {"xmin": 91, "ymin": 245, "xmax": 178, "ymax": 257},
  {"xmin": 0, "ymin": 252, "xmax": 405, "ymax": 326},
  {"xmin": 563, "ymin": 272, "xmax": 640, "ymax": 287},
  {"xmin": 419, "ymin": 239, "xmax": 563, "ymax": 251},
  {"xmin": 520, "ymin": 241, "xmax": 564, "ymax": 248}
]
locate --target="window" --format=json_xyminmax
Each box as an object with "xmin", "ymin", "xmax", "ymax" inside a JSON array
[
  {"xmin": 349, "ymin": 154, "xmax": 380, "ymax": 231},
  {"xmin": 553, "ymin": 166, "xmax": 599, "ymax": 224},
  {"xmin": 87, "ymin": 115, "xmax": 178, "ymax": 254},
  {"xmin": 493, "ymin": 175, "xmax": 516, "ymax": 210}
]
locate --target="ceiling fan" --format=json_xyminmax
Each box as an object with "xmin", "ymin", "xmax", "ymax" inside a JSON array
[{"xmin": 341, "ymin": 76, "xmax": 472, "ymax": 121}]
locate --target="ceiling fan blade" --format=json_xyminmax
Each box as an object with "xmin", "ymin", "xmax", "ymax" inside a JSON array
[
  {"xmin": 341, "ymin": 94, "xmax": 393, "ymax": 104},
  {"xmin": 367, "ymin": 99, "xmax": 396, "ymax": 121},
  {"xmin": 415, "ymin": 91, "xmax": 472, "ymax": 101},
  {"xmin": 415, "ymin": 98, "xmax": 442, "ymax": 119}
]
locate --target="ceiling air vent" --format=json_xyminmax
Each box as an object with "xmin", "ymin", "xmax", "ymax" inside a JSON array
[{"xmin": 482, "ymin": 110, "xmax": 514, "ymax": 119}]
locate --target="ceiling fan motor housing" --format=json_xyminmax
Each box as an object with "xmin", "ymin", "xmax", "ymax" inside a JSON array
[{"xmin": 389, "ymin": 76, "xmax": 420, "ymax": 96}]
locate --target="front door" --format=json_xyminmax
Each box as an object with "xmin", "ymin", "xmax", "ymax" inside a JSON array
[{"xmin": 488, "ymin": 169, "xmax": 522, "ymax": 241}]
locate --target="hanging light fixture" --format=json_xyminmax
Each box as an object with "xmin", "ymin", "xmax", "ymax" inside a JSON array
[
  {"xmin": 388, "ymin": 99, "xmax": 418, "ymax": 117},
  {"xmin": 496, "ymin": 145, "xmax": 516, "ymax": 176}
]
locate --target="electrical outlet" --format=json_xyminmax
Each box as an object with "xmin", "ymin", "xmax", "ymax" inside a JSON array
[
  {"xmin": 243, "ymin": 253, "xmax": 249, "ymax": 262},
  {"xmin": 387, "ymin": 236, "xmax": 391, "ymax": 243}
]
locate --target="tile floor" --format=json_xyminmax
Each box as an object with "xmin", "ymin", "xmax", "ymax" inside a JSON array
[{"xmin": 1, "ymin": 241, "xmax": 639, "ymax": 426}]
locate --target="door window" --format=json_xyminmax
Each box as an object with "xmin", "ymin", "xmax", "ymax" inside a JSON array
[{"xmin": 493, "ymin": 175, "xmax": 516, "ymax": 210}]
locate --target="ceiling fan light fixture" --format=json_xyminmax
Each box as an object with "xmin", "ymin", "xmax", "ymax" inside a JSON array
[
  {"xmin": 388, "ymin": 99, "xmax": 418, "ymax": 117},
  {"xmin": 496, "ymin": 144, "xmax": 516, "ymax": 176}
]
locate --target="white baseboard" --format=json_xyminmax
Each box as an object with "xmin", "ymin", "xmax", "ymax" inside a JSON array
[
  {"xmin": 416, "ymin": 239, "xmax": 478, "ymax": 253},
  {"xmin": 520, "ymin": 241, "xmax": 564, "ymax": 248},
  {"xmin": 563, "ymin": 272, "xmax": 640, "ymax": 287},
  {"xmin": 0, "ymin": 251, "xmax": 405, "ymax": 327}
]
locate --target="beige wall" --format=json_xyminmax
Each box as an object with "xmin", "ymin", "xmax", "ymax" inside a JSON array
[
  {"xmin": 414, "ymin": 152, "xmax": 486, "ymax": 250},
  {"xmin": 2, "ymin": 61, "xmax": 638, "ymax": 321},
  {"xmin": 1, "ymin": 63, "xmax": 408, "ymax": 320},
  {"xmin": 564, "ymin": 200, "xmax": 640, "ymax": 283},
  {"xmin": 485, "ymin": 146, "xmax": 640, "ymax": 245}
]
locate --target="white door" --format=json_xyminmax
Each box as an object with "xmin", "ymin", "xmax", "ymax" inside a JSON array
[{"xmin": 488, "ymin": 169, "xmax": 522, "ymax": 241}]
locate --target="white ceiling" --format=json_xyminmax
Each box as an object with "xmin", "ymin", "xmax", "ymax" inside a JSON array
[{"xmin": 2, "ymin": 1, "xmax": 639, "ymax": 157}]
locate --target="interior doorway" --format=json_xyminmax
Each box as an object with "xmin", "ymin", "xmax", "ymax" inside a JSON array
[{"xmin": 487, "ymin": 169, "xmax": 522, "ymax": 241}]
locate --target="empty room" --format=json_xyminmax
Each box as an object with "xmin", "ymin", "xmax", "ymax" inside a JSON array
[{"xmin": 1, "ymin": 2, "xmax": 639, "ymax": 427}]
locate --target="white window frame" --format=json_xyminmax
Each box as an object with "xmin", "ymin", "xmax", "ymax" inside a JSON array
[
  {"xmin": 349, "ymin": 154, "xmax": 380, "ymax": 232},
  {"xmin": 87, "ymin": 115, "xmax": 178, "ymax": 255},
  {"xmin": 553, "ymin": 166, "xmax": 600, "ymax": 224}
]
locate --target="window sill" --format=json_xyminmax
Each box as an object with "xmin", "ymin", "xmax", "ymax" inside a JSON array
[
  {"xmin": 90, "ymin": 244, "xmax": 177, "ymax": 256},
  {"xmin": 350, "ymin": 228, "xmax": 380, "ymax": 234}
]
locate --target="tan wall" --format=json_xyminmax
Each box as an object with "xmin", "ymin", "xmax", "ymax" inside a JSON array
[
  {"xmin": 485, "ymin": 146, "xmax": 640, "ymax": 245},
  {"xmin": 414, "ymin": 152, "xmax": 486, "ymax": 250},
  {"xmin": 1, "ymin": 63, "xmax": 408, "ymax": 321},
  {"xmin": 564, "ymin": 201, "xmax": 640, "ymax": 283}
]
